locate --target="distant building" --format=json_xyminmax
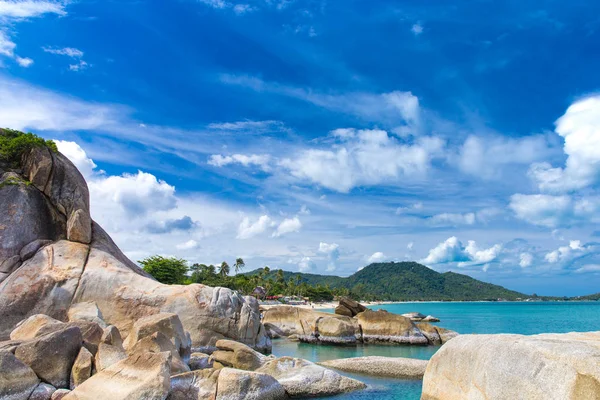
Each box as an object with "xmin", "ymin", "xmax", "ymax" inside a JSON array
[{"xmin": 252, "ymin": 286, "xmax": 267, "ymax": 299}]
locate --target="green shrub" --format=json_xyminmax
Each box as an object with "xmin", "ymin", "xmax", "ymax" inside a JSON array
[
  {"xmin": 0, "ymin": 128, "xmax": 58, "ymax": 167},
  {"xmin": 138, "ymin": 255, "xmax": 189, "ymax": 285}
]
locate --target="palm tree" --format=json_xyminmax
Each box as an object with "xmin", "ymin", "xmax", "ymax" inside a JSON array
[
  {"xmin": 276, "ymin": 269, "xmax": 285, "ymax": 285},
  {"xmin": 234, "ymin": 258, "xmax": 245, "ymax": 274},
  {"xmin": 219, "ymin": 261, "xmax": 230, "ymax": 278}
]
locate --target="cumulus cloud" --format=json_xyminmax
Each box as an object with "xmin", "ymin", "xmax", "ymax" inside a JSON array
[
  {"xmin": 54, "ymin": 139, "xmax": 98, "ymax": 178},
  {"xmin": 509, "ymin": 194, "xmax": 600, "ymax": 228},
  {"xmin": 176, "ymin": 239, "xmax": 199, "ymax": 250},
  {"xmin": 529, "ymin": 96, "xmax": 600, "ymax": 192},
  {"xmin": 0, "ymin": 1, "xmax": 66, "ymax": 19},
  {"xmin": 544, "ymin": 240, "xmax": 585, "ymax": 263},
  {"xmin": 318, "ymin": 242, "xmax": 340, "ymax": 271},
  {"xmin": 519, "ymin": 253, "xmax": 533, "ymax": 268},
  {"xmin": 15, "ymin": 55, "xmax": 32, "ymax": 66},
  {"xmin": 422, "ymin": 236, "xmax": 502, "ymax": 267},
  {"xmin": 272, "ymin": 216, "xmax": 302, "ymax": 237},
  {"xmin": 367, "ymin": 251, "xmax": 386, "ymax": 263},
  {"xmin": 298, "ymin": 256, "xmax": 316, "ymax": 272},
  {"xmin": 411, "ymin": 23, "xmax": 423, "ymax": 35},
  {"xmin": 280, "ymin": 129, "xmax": 444, "ymax": 192},
  {"xmin": 237, "ymin": 215, "xmax": 273, "ymax": 239},
  {"xmin": 145, "ymin": 216, "xmax": 196, "ymax": 234}
]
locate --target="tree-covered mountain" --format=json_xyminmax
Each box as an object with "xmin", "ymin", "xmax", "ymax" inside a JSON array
[{"xmin": 246, "ymin": 262, "xmax": 528, "ymax": 301}]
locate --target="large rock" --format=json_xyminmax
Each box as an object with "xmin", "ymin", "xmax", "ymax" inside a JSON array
[
  {"xmin": 0, "ymin": 350, "xmax": 40, "ymax": 400},
  {"xmin": 302, "ymin": 316, "xmax": 359, "ymax": 345},
  {"xmin": 416, "ymin": 322, "xmax": 457, "ymax": 345},
  {"xmin": 168, "ymin": 368, "xmax": 288, "ymax": 400},
  {"xmin": 14, "ymin": 326, "xmax": 82, "ymax": 389},
  {"xmin": 29, "ymin": 383, "xmax": 57, "ymax": 400},
  {"xmin": 210, "ymin": 339, "xmax": 269, "ymax": 371},
  {"xmin": 10, "ymin": 314, "xmax": 64, "ymax": 341},
  {"xmin": 338, "ymin": 298, "xmax": 366, "ymax": 316},
  {"xmin": 64, "ymin": 352, "xmax": 171, "ymax": 400},
  {"xmin": 94, "ymin": 342, "xmax": 127, "ymax": 371},
  {"xmin": 129, "ymin": 331, "xmax": 190, "ymax": 375},
  {"xmin": 422, "ymin": 332, "xmax": 600, "ymax": 400},
  {"xmin": 355, "ymin": 309, "xmax": 429, "ymax": 345},
  {"xmin": 334, "ymin": 304, "xmax": 353, "ymax": 317},
  {"xmin": 262, "ymin": 306, "xmax": 352, "ymax": 338},
  {"xmin": 256, "ymin": 357, "xmax": 366, "ymax": 397},
  {"xmin": 0, "ymin": 144, "xmax": 271, "ymax": 353},
  {"xmin": 319, "ymin": 356, "xmax": 428, "ymax": 378},
  {"xmin": 189, "ymin": 352, "xmax": 213, "ymax": 370},
  {"xmin": 70, "ymin": 347, "xmax": 93, "ymax": 389},
  {"xmin": 67, "ymin": 302, "xmax": 106, "ymax": 329}
]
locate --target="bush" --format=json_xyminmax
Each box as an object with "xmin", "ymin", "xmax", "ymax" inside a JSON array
[
  {"xmin": 0, "ymin": 128, "xmax": 58, "ymax": 167},
  {"xmin": 138, "ymin": 255, "xmax": 189, "ymax": 285}
]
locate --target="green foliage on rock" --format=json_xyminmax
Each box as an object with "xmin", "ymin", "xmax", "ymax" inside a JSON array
[
  {"xmin": 0, "ymin": 128, "xmax": 58, "ymax": 167},
  {"xmin": 139, "ymin": 255, "xmax": 189, "ymax": 285}
]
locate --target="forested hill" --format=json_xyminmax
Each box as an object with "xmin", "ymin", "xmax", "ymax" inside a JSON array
[{"xmin": 245, "ymin": 262, "xmax": 527, "ymax": 301}]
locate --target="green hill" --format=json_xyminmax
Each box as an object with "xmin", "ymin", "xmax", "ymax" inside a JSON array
[{"xmin": 246, "ymin": 262, "xmax": 527, "ymax": 301}]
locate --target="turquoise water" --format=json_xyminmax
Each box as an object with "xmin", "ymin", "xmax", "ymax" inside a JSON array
[{"xmin": 270, "ymin": 301, "xmax": 600, "ymax": 400}]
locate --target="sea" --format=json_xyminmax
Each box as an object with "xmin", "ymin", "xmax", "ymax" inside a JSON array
[{"xmin": 270, "ymin": 301, "xmax": 600, "ymax": 400}]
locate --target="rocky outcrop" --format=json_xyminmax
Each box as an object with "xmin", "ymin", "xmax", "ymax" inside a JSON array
[
  {"xmin": 256, "ymin": 357, "xmax": 366, "ymax": 398},
  {"xmin": 336, "ymin": 297, "xmax": 366, "ymax": 317},
  {"xmin": 356, "ymin": 309, "xmax": 429, "ymax": 345},
  {"xmin": 210, "ymin": 339, "xmax": 270, "ymax": 371},
  {"xmin": 0, "ymin": 350, "xmax": 40, "ymax": 400},
  {"xmin": 319, "ymin": 356, "xmax": 428, "ymax": 379},
  {"xmin": 70, "ymin": 347, "xmax": 93, "ymax": 389},
  {"xmin": 64, "ymin": 351, "xmax": 172, "ymax": 400},
  {"xmin": 0, "ymin": 143, "xmax": 270, "ymax": 353},
  {"xmin": 421, "ymin": 332, "xmax": 600, "ymax": 400},
  {"xmin": 300, "ymin": 316, "xmax": 360, "ymax": 345}
]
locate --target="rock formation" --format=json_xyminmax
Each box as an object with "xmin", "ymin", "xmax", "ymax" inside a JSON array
[
  {"xmin": 262, "ymin": 305, "xmax": 457, "ymax": 346},
  {"xmin": 319, "ymin": 356, "xmax": 429, "ymax": 379},
  {"xmin": 0, "ymin": 143, "xmax": 270, "ymax": 353},
  {"xmin": 421, "ymin": 332, "xmax": 600, "ymax": 400}
]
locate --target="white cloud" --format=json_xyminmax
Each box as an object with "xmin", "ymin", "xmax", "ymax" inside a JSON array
[
  {"xmin": 544, "ymin": 240, "xmax": 585, "ymax": 264},
  {"xmin": 15, "ymin": 55, "xmax": 32, "ymax": 66},
  {"xmin": 272, "ymin": 216, "xmax": 302, "ymax": 237},
  {"xmin": 176, "ymin": 239, "xmax": 199, "ymax": 250},
  {"xmin": 529, "ymin": 96, "xmax": 600, "ymax": 192},
  {"xmin": 0, "ymin": 30, "xmax": 16, "ymax": 57},
  {"xmin": 55, "ymin": 140, "xmax": 98, "ymax": 178},
  {"xmin": 280, "ymin": 129, "xmax": 444, "ymax": 192},
  {"xmin": 411, "ymin": 23, "xmax": 423, "ymax": 35},
  {"xmin": 428, "ymin": 212, "xmax": 476, "ymax": 226},
  {"xmin": 407, "ymin": 242, "xmax": 414, "ymax": 251},
  {"xmin": 208, "ymin": 154, "xmax": 271, "ymax": 170},
  {"xmin": 299, "ymin": 205, "xmax": 311, "ymax": 215},
  {"xmin": 207, "ymin": 120, "xmax": 285, "ymax": 131},
  {"xmin": 298, "ymin": 256, "xmax": 315, "ymax": 272},
  {"xmin": 69, "ymin": 60, "xmax": 88, "ymax": 71},
  {"xmin": 519, "ymin": 253, "xmax": 533, "ymax": 268},
  {"xmin": 456, "ymin": 134, "xmax": 555, "ymax": 179},
  {"xmin": 367, "ymin": 251, "xmax": 386, "ymax": 263},
  {"xmin": 0, "ymin": 1, "xmax": 66, "ymax": 19},
  {"xmin": 395, "ymin": 202, "xmax": 423, "ymax": 215},
  {"xmin": 318, "ymin": 242, "xmax": 340, "ymax": 271},
  {"xmin": 509, "ymin": 194, "xmax": 600, "ymax": 228},
  {"xmin": 42, "ymin": 46, "xmax": 83, "ymax": 58},
  {"xmin": 422, "ymin": 236, "xmax": 502, "ymax": 267},
  {"xmin": 233, "ymin": 4, "xmax": 254, "ymax": 14},
  {"xmin": 237, "ymin": 215, "xmax": 273, "ymax": 239},
  {"xmin": 220, "ymin": 75, "xmax": 421, "ymax": 129},
  {"xmin": 575, "ymin": 265, "xmax": 600, "ymax": 274}
]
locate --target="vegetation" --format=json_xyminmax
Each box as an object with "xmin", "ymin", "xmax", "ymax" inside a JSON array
[
  {"xmin": 0, "ymin": 128, "xmax": 57, "ymax": 167},
  {"xmin": 139, "ymin": 256, "xmax": 189, "ymax": 285},
  {"xmin": 140, "ymin": 257, "xmax": 528, "ymax": 301}
]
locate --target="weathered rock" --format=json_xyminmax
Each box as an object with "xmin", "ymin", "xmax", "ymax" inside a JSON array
[
  {"xmin": 0, "ymin": 171, "xmax": 65, "ymax": 274},
  {"xmin": 0, "ymin": 241, "xmax": 89, "ymax": 339},
  {"xmin": 338, "ymin": 298, "xmax": 366, "ymax": 316},
  {"xmin": 0, "ymin": 255, "xmax": 20, "ymax": 274},
  {"xmin": 19, "ymin": 239, "xmax": 53, "ymax": 262},
  {"xmin": 66, "ymin": 210, "xmax": 91, "ymax": 245},
  {"xmin": 67, "ymin": 302, "xmax": 106, "ymax": 329},
  {"xmin": 100, "ymin": 325, "xmax": 122, "ymax": 347},
  {"xmin": 70, "ymin": 347, "xmax": 93, "ymax": 389},
  {"xmin": 356, "ymin": 309, "xmax": 428, "ymax": 345},
  {"xmin": 416, "ymin": 322, "xmax": 458, "ymax": 345},
  {"xmin": 435, "ymin": 326, "xmax": 459, "ymax": 343},
  {"xmin": 0, "ymin": 339, "xmax": 22, "ymax": 353},
  {"xmin": 256, "ymin": 357, "xmax": 366, "ymax": 397},
  {"xmin": 122, "ymin": 313, "xmax": 191, "ymax": 363},
  {"xmin": 94, "ymin": 342, "xmax": 127, "ymax": 372},
  {"xmin": 0, "ymin": 350, "xmax": 40, "ymax": 400},
  {"xmin": 422, "ymin": 332, "xmax": 600, "ymax": 400},
  {"xmin": 64, "ymin": 352, "xmax": 171, "ymax": 400},
  {"xmin": 210, "ymin": 339, "xmax": 268, "ymax": 371},
  {"xmin": 14, "ymin": 326, "xmax": 82, "ymax": 389},
  {"xmin": 262, "ymin": 306, "xmax": 349, "ymax": 338},
  {"xmin": 10, "ymin": 314, "xmax": 64, "ymax": 341},
  {"xmin": 216, "ymin": 368, "xmax": 288, "ymax": 400},
  {"xmin": 66, "ymin": 321, "xmax": 103, "ymax": 356},
  {"xmin": 29, "ymin": 383, "xmax": 57, "ymax": 400},
  {"xmin": 402, "ymin": 312, "xmax": 426, "ymax": 321},
  {"xmin": 319, "ymin": 356, "xmax": 428, "ymax": 379},
  {"xmin": 168, "ymin": 369, "xmax": 221, "ymax": 400},
  {"xmin": 334, "ymin": 304, "xmax": 353, "ymax": 317},
  {"xmin": 304, "ymin": 316, "xmax": 359, "ymax": 345},
  {"xmin": 189, "ymin": 352, "xmax": 213, "ymax": 370},
  {"xmin": 422, "ymin": 315, "xmax": 440, "ymax": 322},
  {"xmin": 129, "ymin": 331, "xmax": 190, "ymax": 375},
  {"xmin": 50, "ymin": 389, "xmax": 71, "ymax": 400}
]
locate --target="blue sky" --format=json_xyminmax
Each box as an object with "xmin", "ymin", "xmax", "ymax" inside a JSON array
[{"xmin": 1, "ymin": 0, "xmax": 600, "ymax": 296}]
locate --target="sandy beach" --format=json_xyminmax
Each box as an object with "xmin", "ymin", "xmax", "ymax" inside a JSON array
[{"xmin": 260, "ymin": 300, "xmax": 400, "ymax": 310}]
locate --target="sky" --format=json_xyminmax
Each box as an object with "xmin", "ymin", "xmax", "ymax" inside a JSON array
[{"xmin": 1, "ymin": 0, "xmax": 600, "ymax": 296}]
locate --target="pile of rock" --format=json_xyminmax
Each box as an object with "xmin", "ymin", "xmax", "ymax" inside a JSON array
[
  {"xmin": 262, "ymin": 306, "xmax": 457, "ymax": 346},
  {"xmin": 334, "ymin": 297, "xmax": 367, "ymax": 317},
  {"xmin": 0, "ymin": 312, "xmax": 366, "ymax": 399}
]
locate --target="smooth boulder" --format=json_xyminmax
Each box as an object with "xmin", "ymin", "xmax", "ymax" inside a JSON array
[
  {"xmin": 422, "ymin": 332, "xmax": 600, "ymax": 400},
  {"xmin": 210, "ymin": 339, "xmax": 268, "ymax": 371},
  {"xmin": 356, "ymin": 309, "xmax": 428, "ymax": 345},
  {"xmin": 70, "ymin": 347, "xmax": 93, "ymax": 389},
  {"xmin": 319, "ymin": 356, "xmax": 428, "ymax": 379},
  {"xmin": 29, "ymin": 383, "xmax": 57, "ymax": 400}
]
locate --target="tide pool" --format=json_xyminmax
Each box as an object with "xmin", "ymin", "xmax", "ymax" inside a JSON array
[{"xmin": 270, "ymin": 301, "xmax": 600, "ymax": 400}]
